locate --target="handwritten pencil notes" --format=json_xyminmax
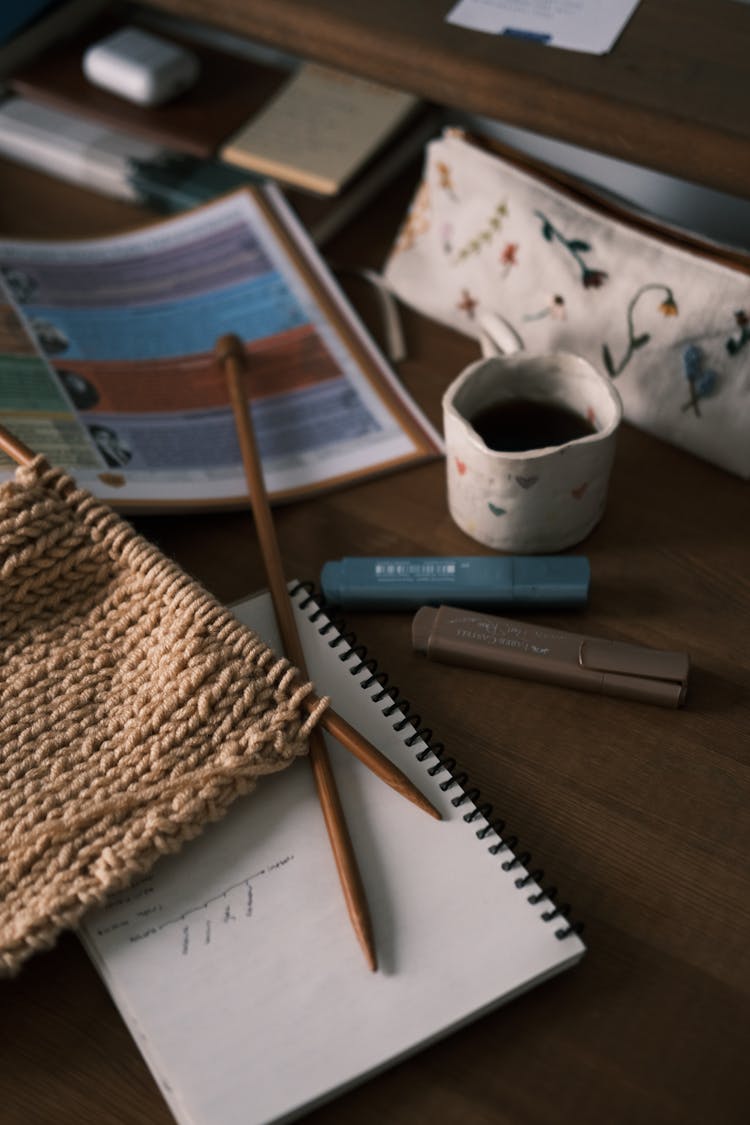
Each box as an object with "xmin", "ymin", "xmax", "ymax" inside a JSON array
[{"xmin": 221, "ymin": 63, "xmax": 420, "ymax": 196}]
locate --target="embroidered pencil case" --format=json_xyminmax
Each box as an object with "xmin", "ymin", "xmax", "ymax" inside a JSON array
[{"xmin": 383, "ymin": 128, "xmax": 750, "ymax": 479}]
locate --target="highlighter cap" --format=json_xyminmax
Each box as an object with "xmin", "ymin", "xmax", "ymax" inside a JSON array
[
  {"xmin": 412, "ymin": 605, "xmax": 438, "ymax": 653},
  {"xmin": 509, "ymin": 556, "xmax": 590, "ymax": 607}
]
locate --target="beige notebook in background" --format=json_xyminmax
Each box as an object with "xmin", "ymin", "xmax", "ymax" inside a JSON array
[{"xmin": 221, "ymin": 62, "xmax": 420, "ymax": 195}]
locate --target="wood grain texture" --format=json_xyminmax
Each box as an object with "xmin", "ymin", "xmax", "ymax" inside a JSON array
[
  {"xmin": 144, "ymin": 0, "xmax": 750, "ymax": 197},
  {"xmin": 0, "ymin": 164, "xmax": 748, "ymax": 1125}
]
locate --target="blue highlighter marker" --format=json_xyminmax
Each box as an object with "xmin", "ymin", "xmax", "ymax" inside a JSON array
[{"xmin": 320, "ymin": 556, "xmax": 590, "ymax": 611}]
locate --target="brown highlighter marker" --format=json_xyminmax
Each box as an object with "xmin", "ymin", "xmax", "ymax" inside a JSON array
[{"xmin": 412, "ymin": 606, "xmax": 689, "ymax": 708}]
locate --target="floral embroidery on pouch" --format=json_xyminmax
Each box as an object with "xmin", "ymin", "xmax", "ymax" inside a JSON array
[
  {"xmin": 602, "ymin": 283, "xmax": 678, "ymax": 376},
  {"xmin": 534, "ymin": 211, "xmax": 608, "ymax": 288},
  {"xmin": 726, "ymin": 309, "xmax": 750, "ymax": 356},
  {"xmin": 453, "ymin": 202, "xmax": 508, "ymax": 263},
  {"xmin": 499, "ymin": 242, "xmax": 519, "ymax": 276},
  {"xmin": 524, "ymin": 294, "xmax": 566, "ymax": 322},
  {"xmin": 436, "ymin": 161, "xmax": 458, "ymax": 201},
  {"xmin": 681, "ymin": 345, "xmax": 718, "ymax": 417},
  {"xmin": 457, "ymin": 289, "xmax": 479, "ymax": 319}
]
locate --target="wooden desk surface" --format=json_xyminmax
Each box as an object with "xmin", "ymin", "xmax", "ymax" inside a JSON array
[
  {"xmin": 0, "ymin": 160, "xmax": 748, "ymax": 1125},
  {"xmin": 145, "ymin": 0, "xmax": 750, "ymax": 198}
]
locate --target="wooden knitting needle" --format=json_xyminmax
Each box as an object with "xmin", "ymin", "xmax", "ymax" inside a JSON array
[
  {"xmin": 218, "ymin": 335, "xmax": 379, "ymax": 970},
  {"xmin": 217, "ymin": 328, "xmax": 440, "ymax": 814},
  {"xmin": 217, "ymin": 335, "xmax": 440, "ymax": 821},
  {"xmin": 0, "ymin": 425, "xmax": 36, "ymax": 467}
]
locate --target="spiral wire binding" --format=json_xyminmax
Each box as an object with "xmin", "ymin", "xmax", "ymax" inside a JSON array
[{"xmin": 291, "ymin": 581, "xmax": 583, "ymax": 942}]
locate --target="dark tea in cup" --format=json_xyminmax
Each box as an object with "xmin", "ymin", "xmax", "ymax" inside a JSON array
[{"xmin": 469, "ymin": 398, "xmax": 597, "ymax": 453}]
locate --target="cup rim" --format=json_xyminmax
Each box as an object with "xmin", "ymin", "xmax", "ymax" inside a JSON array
[{"xmin": 442, "ymin": 351, "xmax": 622, "ymax": 461}]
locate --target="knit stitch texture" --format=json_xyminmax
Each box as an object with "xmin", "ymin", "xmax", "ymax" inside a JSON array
[{"xmin": 0, "ymin": 457, "xmax": 326, "ymax": 975}]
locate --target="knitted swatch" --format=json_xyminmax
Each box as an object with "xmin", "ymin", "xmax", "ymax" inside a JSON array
[{"xmin": 0, "ymin": 457, "xmax": 327, "ymax": 975}]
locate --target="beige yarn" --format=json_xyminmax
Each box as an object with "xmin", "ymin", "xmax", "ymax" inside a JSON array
[{"xmin": 0, "ymin": 457, "xmax": 327, "ymax": 975}]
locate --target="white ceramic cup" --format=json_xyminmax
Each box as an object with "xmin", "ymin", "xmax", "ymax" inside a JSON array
[{"xmin": 442, "ymin": 351, "xmax": 622, "ymax": 553}]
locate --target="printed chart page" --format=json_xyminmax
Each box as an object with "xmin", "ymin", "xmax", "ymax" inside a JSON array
[{"xmin": 0, "ymin": 189, "xmax": 440, "ymax": 508}]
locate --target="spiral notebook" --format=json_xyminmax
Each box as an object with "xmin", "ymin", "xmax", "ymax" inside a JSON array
[{"xmin": 80, "ymin": 586, "xmax": 586, "ymax": 1125}]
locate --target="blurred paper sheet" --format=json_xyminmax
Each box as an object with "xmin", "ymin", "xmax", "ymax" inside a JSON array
[{"xmin": 446, "ymin": 0, "xmax": 641, "ymax": 54}]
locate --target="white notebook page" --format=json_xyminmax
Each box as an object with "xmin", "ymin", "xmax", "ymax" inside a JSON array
[{"xmin": 81, "ymin": 588, "xmax": 585, "ymax": 1125}]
